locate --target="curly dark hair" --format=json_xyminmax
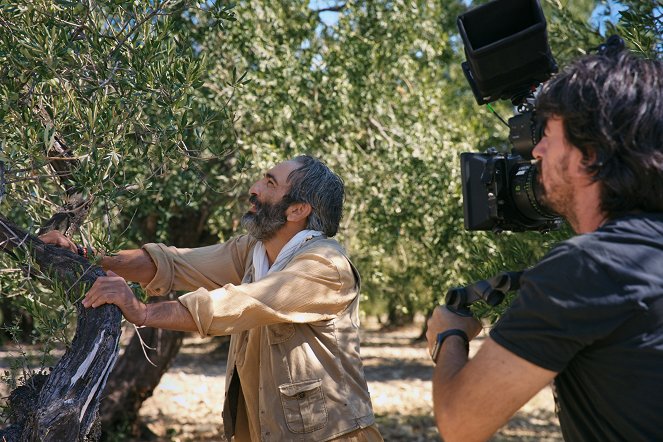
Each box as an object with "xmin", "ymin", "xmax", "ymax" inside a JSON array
[
  {"xmin": 536, "ymin": 49, "xmax": 663, "ymax": 218},
  {"xmin": 285, "ymin": 155, "xmax": 345, "ymax": 237}
]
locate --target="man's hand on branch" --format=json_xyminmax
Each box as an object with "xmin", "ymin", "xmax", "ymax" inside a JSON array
[
  {"xmin": 39, "ymin": 230, "xmax": 78, "ymax": 254},
  {"xmin": 83, "ymin": 270, "xmax": 147, "ymax": 326}
]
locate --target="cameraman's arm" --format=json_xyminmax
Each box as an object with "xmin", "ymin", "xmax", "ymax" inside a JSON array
[
  {"xmin": 433, "ymin": 338, "xmax": 556, "ymax": 442},
  {"xmin": 427, "ymin": 307, "xmax": 556, "ymax": 442}
]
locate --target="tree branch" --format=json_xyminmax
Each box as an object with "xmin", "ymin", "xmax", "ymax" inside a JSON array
[
  {"xmin": 0, "ymin": 215, "xmax": 122, "ymax": 442},
  {"xmin": 312, "ymin": 2, "xmax": 347, "ymax": 14}
]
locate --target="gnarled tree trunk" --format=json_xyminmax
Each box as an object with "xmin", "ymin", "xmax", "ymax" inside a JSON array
[
  {"xmin": 100, "ymin": 322, "xmax": 184, "ymax": 436},
  {"xmin": 0, "ymin": 216, "xmax": 122, "ymax": 441}
]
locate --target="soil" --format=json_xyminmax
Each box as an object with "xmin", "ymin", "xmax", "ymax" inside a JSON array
[
  {"xmin": 0, "ymin": 318, "xmax": 561, "ymax": 441},
  {"xmin": 136, "ymin": 319, "xmax": 563, "ymax": 441}
]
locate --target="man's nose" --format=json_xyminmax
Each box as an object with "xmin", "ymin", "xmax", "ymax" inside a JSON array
[
  {"xmin": 532, "ymin": 138, "xmax": 545, "ymax": 159},
  {"xmin": 249, "ymin": 180, "xmax": 261, "ymax": 196}
]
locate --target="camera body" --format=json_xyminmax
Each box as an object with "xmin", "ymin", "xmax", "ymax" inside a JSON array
[
  {"xmin": 460, "ymin": 150, "xmax": 558, "ymax": 232},
  {"xmin": 457, "ymin": 0, "xmax": 563, "ymax": 232},
  {"xmin": 460, "ymin": 107, "xmax": 560, "ymax": 232}
]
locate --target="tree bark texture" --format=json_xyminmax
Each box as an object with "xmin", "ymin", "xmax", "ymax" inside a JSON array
[
  {"xmin": 100, "ymin": 325, "xmax": 184, "ymax": 436},
  {"xmin": 0, "ymin": 215, "xmax": 122, "ymax": 442}
]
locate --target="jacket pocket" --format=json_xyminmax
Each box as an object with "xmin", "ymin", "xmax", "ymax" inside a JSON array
[
  {"xmin": 278, "ymin": 379, "xmax": 328, "ymax": 434},
  {"xmin": 267, "ymin": 323, "xmax": 295, "ymax": 344}
]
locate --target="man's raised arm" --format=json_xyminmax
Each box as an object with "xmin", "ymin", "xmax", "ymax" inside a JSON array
[{"xmin": 39, "ymin": 230, "xmax": 157, "ymax": 284}]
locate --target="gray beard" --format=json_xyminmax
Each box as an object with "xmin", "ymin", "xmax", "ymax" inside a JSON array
[{"xmin": 240, "ymin": 199, "xmax": 289, "ymax": 241}]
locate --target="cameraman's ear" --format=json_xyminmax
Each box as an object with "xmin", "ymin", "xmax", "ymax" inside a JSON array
[
  {"xmin": 286, "ymin": 202, "xmax": 312, "ymax": 222},
  {"xmin": 583, "ymin": 149, "xmax": 603, "ymax": 175}
]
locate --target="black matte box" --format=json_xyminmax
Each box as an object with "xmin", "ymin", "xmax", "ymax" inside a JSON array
[{"xmin": 457, "ymin": 0, "xmax": 554, "ymax": 103}]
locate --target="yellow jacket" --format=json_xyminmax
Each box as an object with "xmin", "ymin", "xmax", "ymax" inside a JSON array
[{"xmin": 142, "ymin": 235, "xmax": 379, "ymax": 442}]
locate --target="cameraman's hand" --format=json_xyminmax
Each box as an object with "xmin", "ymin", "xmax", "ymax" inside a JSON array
[
  {"xmin": 39, "ymin": 230, "xmax": 78, "ymax": 254},
  {"xmin": 426, "ymin": 306, "xmax": 482, "ymax": 356},
  {"xmin": 82, "ymin": 271, "xmax": 147, "ymax": 325}
]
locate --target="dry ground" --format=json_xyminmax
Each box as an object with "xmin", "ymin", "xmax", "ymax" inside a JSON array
[
  {"xmin": 138, "ymin": 319, "xmax": 562, "ymax": 441},
  {"xmin": 0, "ymin": 318, "xmax": 561, "ymax": 441}
]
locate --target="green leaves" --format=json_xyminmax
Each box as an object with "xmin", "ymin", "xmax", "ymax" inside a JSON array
[
  {"xmin": 0, "ymin": 1, "xmax": 243, "ymax": 358},
  {"xmin": 2, "ymin": 0, "xmax": 660, "ymax": 335},
  {"xmin": 1, "ymin": 0, "xmax": 240, "ymax": 216},
  {"xmin": 610, "ymin": 1, "xmax": 662, "ymax": 58}
]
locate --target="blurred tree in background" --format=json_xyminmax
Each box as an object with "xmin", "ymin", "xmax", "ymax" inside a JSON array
[
  {"xmin": 199, "ymin": 0, "xmax": 660, "ymax": 325},
  {"xmin": 1, "ymin": 0, "xmax": 660, "ymax": 437}
]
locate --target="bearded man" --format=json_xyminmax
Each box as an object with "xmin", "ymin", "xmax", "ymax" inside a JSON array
[
  {"xmin": 41, "ymin": 155, "xmax": 383, "ymax": 442},
  {"xmin": 426, "ymin": 46, "xmax": 663, "ymax": 441}
]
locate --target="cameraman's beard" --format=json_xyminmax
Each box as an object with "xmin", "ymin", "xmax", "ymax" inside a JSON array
[
  {"xmin": 241, "ymin": 195, "xmax": 290, "ymax": 241},
  {"xmin": 533, "ymin": 161, "xmax": 556, "ymax": 213},
  {"xmin": 535, "ymin": 160, "xmax": 576, "ymax": 224}
]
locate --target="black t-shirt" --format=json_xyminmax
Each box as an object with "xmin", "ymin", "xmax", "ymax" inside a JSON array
[{"xmin": 491, "ymin": 213, "xmax": 663, "ymax": 442}]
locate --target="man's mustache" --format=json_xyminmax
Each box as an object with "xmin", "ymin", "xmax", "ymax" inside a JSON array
[
  {"xmin": 533, "ymin": 159, "xmax": 543, "ymax": 183},
  {"xmin": 249, "ymin": 194, "xmax": 262, "ymax": 211}
]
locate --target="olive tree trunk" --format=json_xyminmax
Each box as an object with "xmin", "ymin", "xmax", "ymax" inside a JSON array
[
  {"xmin": 99, "ymin": 319, "xmax": 185, "ymax": 437},
  {"xmin": 0, "ymin": 216, "xmax": 121, "ymax": 442}
]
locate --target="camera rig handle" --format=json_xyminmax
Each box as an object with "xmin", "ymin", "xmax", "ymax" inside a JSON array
[{"xmin": 445, "ymin": 271, "xmax": 523, "ymax": 317}]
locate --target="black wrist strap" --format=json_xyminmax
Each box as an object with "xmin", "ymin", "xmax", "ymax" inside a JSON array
[{"xmin": 431, "ymin": 329, "xmax": 469, "ymax": 363}]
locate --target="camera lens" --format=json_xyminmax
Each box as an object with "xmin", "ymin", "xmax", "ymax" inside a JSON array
[{"xmin": 510, "ymin": 162, "xmax": 558, "ymax": 222}]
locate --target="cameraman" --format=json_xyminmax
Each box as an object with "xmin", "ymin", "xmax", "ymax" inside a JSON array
[{"xmin": 426, "ymin": 48, "xmax": 663, "ymax": 441}]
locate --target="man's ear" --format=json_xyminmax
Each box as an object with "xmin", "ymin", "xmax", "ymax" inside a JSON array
[
  {"xmin": 286, "ymin": 202, "xmax": 312, "ymax": 222},
  {"xmin": 581, "ymin": 148, "xmax": 601, "ymax": 176}
]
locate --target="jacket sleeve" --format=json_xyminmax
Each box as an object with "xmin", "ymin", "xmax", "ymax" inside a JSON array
[
  {"xmin": 141, "ymin": 235, "xmax": 256, "ymax": 296},
  {"xmin": 178, "ymin": 245, "xmax": 358, "ymax": 337}
]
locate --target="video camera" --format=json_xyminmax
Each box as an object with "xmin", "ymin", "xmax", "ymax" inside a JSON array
[{"xmin": 457, "ymin": 0, "xmax": 563, "ymax": 232}]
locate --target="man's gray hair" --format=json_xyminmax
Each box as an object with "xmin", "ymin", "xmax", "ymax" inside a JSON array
[{"xmin": 285, "ymin": 155, "xmax": 344, "ymax": 237}]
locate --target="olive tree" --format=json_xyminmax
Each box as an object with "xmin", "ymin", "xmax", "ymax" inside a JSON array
[{"xmin": 0, "ymin": 1, "xmax": 240, "ymax": 439}]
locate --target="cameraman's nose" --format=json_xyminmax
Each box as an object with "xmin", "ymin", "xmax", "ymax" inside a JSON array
[{"xmin": 532, "ymin": 138, "xmax": 545, "ymax": 159}]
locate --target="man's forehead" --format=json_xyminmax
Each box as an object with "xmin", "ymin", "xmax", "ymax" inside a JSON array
[{"xmin": 265, "ymin": 160, "xmax": 299, "ymax": 184}]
